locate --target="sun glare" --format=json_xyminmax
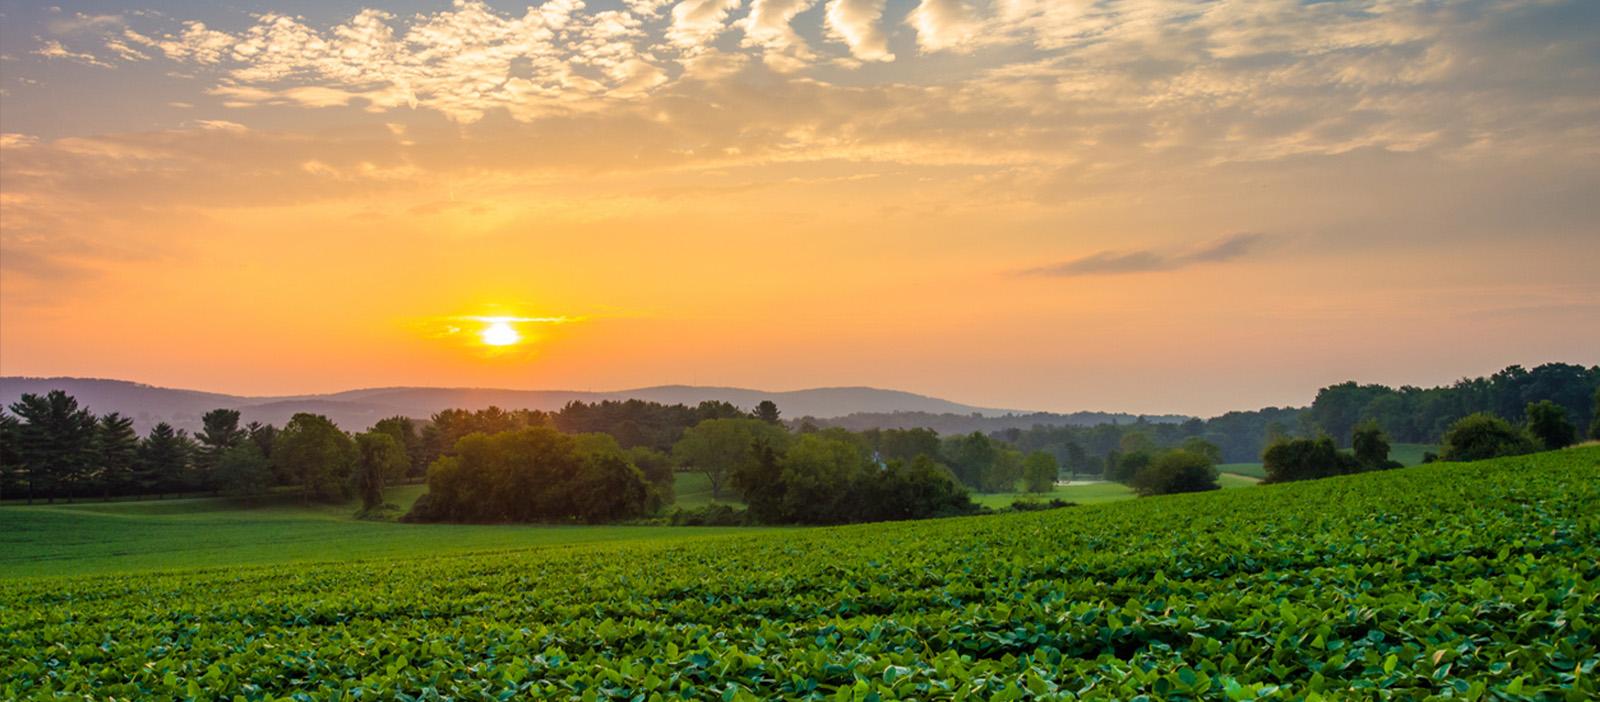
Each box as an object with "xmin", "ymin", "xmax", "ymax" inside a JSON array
[{"xmin": 480, "ymin": 320, "xmax": 521, "ymax": 347}]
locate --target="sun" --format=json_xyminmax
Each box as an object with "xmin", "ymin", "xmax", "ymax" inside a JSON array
[{"xmin": 479, "ymin": 319, "xmax": 521, "ymax": 347}]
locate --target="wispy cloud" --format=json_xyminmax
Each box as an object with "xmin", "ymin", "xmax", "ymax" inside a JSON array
[{"xmin": 1026, "ymin": 233, "xmax": 1270, "ymax": 277}]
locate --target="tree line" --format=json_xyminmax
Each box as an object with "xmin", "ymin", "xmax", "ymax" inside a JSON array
[{"xmin": 0, "ymin": 390, "xmax": 413, "ymax": 510}]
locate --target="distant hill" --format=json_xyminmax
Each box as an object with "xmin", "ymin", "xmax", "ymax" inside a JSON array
[
  {"xmin": 0, "ymin": 377, "xmax": 1026, "ymax": 433},
  {"xmin": 804, "ymin": 410, "xmax": 1191, "ymax": 435}
]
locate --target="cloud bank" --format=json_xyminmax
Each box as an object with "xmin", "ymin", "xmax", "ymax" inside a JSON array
[{"xmin": 1027, "ymin": 233, "xmax": 1269, "ymax": 277}]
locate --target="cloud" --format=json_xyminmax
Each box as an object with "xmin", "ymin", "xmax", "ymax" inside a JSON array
[
  {"xmin": 1026, "ymin": 233, "xmax": 1269, "ymax": 277},
  {"xmin": 742, "ymin": 0, "xmax": 820, "ymax": 70},
  {"xmin": 32, "ymin": 40, "xmax": 112, "ymax": 68},
  {"xmin": 668, "ymin": 0, "xmax": 744, "ymax": 52},
  {"xmin": 908, "ymin": 0, "xmax": 981, "ymax": 53},
  {"xmin": 826, "ymin": 0, "xmax": 894, "ymax": 62}
]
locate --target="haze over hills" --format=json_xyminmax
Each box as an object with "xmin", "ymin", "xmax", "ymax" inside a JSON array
[{"xmin": 0, "ymin": 377, "xmax": 1173, "ymax": 433}]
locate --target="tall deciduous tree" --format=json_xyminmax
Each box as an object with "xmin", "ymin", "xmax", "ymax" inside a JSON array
[
  {"xmin": 215, "ymin": 442, "xmax": 273, "ymax": 498},
  {"xmin": 672, "ymin": 418, "xmax": 789, "ymax": 500},
  {"xmin": 274, "ymin": 413, "xmax": 356, "ymax": 502},
  {"xmin": 354, "ymin": 431, "xmax": 409, "ymax": 511},
  {"xmin": 371, "ymin": 416, "xmax": 422, "ymax": 478},
  {"xmin": 1022, "ymin": 451, "xmax": 1058, "ymax": 493}
]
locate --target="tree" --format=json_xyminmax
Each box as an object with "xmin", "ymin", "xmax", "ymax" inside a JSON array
[
  {"xmin": 1261, "ymin": 436, "xmax": 1357, "ymax": 483},
  {"xmin": 1021, "ymin": 451, "xmax": 1058, "ymax": 493},
  {"xmin": 371, "ymin": 416, "xmax": 422, "ymax": 478},
  {"xmin": 95, "ymin": 413, "xmax": 140, "ymax": 499},
  {"xmin": 1351, "ymin": 420, "xmax": 1398, "ymax": 470},
  {"xmin": 137, "ymin": 423, "xmax": 194, "ymax": 498},
  {"xmin": 1524, "ymin": 400, "xmax": 1576, "ymax": 450},
  {"xmin": 0, "ymin": 412, "xmax": 23, "ymax": 501},
  {"xmin": 8, "ymin": 391, "xmax": 98, "ymax": 502},
  {"xmin": 627, "ymin": 446, "xmax": 676, "ymax": 505},
  {"xmin": 1130, "ymin": 449, "xmax": 1220, "ymax": 496},
  {"xmin": 752, "ymin": 400, "xmax": 782, "ymax": 425},
  {"xmin": 672, "ymin": 418, "xmax": 788, "ymax": 500},
  {"xmin": 274, "ymin": 413, "xmax": 356, "ymax": 502},
  {"xmin": 1439, "ymin": 413, "xmax": 1536, "ymax": 462},
  {"xmin": 1179, "ymin": 437, "xmax": 1224, "ymax": 465},
  {"xmin": 353, "ymin": 431, "xmax": 409, "ymax": 511},
  {"xmin": 195, "ymin": 409, "xmax": 247, "ymax": 493},
  {"xmin": 777, "ymin": 434, "xmax": 871, "ymax": 523},
  {"xmin": 214, "ymin": 442, "xmax": 272, "ymax": 498},
  {"xmin": 407, "ymin": 426, "xmax": 652, "ymax": 523},
  {"xmin": 1592, "ymin": 386, "xmax": 1600, "ymax": 440},
  {"xmin": 246, "ymin": 422, "xmax": 278, "ymax": 462}
]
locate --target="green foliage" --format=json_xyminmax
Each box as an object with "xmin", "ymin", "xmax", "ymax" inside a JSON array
[
  {"xmin": 672, "ymin": 418, "xmax": 788, "ymax": 500},
  {"xmin": 1130, "ymin": 448, "xmax": 1220, "ymax": 496},
  {"xmin": 354, "ymin": 431, "xmax": 409, "ymax": 510},
  {"xmin": 409, "ymin": 426, "xmax": 654, "ymax": 524},
  {"xmin": 371, "ymin": 415, "xmax": 423, "ymax": 477},
  {"xmin": 214, "ymin": 442, "xmax": 272, "ymax": 498},
  {"xmin": 1593, "ymin": 385, "xmax": 1600, "ymax": 440},
  {"xmin": 751, "ymin": 400, "xmax": 782, "ymax": 424},
  {"xmin": 6, "ymin": 390, "xmax": 98, "ymax": 502},
  {"xmin": 1440, "ymin": 413, "xmax": 1537, "ymax": 462},
  {"xmin": 136, "ymin": 422, "xmax": 194, "ymax": 498},
  {"xmin": 1021, "ymin": 451, "xmax": 1058, "ymax": 493},
  {"xmin": 94, "ymin": 413, "xmax": 140, "ymax": 498},
  {"xmin": 274, "ymin": 413, "xmax": 357, "ymax": 502},
  {"xmin": 4, "ymin": 448, "xmax": 1596, "ymax": 700},
  {"xmin": 1261, "ymin": 436, "xmax": 1359, "ymax": 483},
  {"xmin": 1350, "ymin": 419, "xmax": 1400, "ymax": 470},
  {"xmin": 1524, "ymin": 400, "xmax": 1576, "ymax": 450}
]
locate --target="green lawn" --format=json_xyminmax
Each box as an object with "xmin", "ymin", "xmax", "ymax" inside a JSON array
[
  {"xmin": 970, "ymin": 473, "xmax": 1256, "ymax": 509},
  {"xmin": 671, "ymin": 470, "xmax": 735, "ymax": 509},
  {"xmin": 0, "ymin": 486, "xmax": 771, "ymax": 579}
]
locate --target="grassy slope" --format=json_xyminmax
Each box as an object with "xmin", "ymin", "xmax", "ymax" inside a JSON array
[{"xmin": 0, "ymin": 485, "xmax": 771, "ymax": 579}]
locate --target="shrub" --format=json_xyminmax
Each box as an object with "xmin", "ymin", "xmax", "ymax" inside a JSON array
[
  {"xmin": 1261, "ymin": 436, "xmax": 1358, "ymax": 483},
  {"xmin": 1440, "ymin": 413, "xmax": 1537, "ymax": 462},
  {"xmin": 1130, "ymin": 449, "xmax": 1220, "ymax": 496},
  {"xmin": 1525, "ymin": 400, "xmax": 1576, "ymax": 450},
  {"xmin": 1351, "ymin": 420, "xmax": 1400, "ymax": 470}
]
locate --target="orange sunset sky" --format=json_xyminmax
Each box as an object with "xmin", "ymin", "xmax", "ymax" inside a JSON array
[{"xmin": 1, "ymin": 0, "xmax": 1596, "ymax": 416}]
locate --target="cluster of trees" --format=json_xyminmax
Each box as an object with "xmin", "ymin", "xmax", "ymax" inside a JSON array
[
  {"xmin": 1, "ymin": 390, "xmax": 419, "ymax": 509},
  {"xmin": 1262, "ymin": 421, "xmax": 1402, "ymax": 484},
  {"xmin": 1308, "ymin": 363, "xmax": 1598, "ymax": 445},
  {"xmin": 669, "ymin": 420, "xmax": 977, "ymax": 524},
  {"xmin": 1264, "ymin": 395, "xmax": 1593, "ymax": 484},
  {"xmin": 404, "ymin": 427, "xmax": 661, "ymax": 524}
]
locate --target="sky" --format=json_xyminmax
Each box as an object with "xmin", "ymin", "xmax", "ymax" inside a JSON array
[{"xmin": 1, "ymin": 0, "xmax": 1596, "ymax": 416}]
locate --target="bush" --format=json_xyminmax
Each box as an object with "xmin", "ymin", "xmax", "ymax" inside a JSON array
[
  {"xmin": 666, "ymin": 504, "xmax": 749, "ymax": 526},
  {"xmin": 1261, "ymin": 436, "xmax": 1359, "ymax": 483},
  {"xmin": 1351, "ymin": 421, "xmax": 1401, "ymax": 470},
  {"xmin": 1130, "ymin": 449, "xmax": 1220, "ymax": 496},
  {"xmin": 1525, "ymin": 400, "xmax": 1576, "ymax": 450},
  {"xmin": 1007, "ymin": 498, "xmax": 1074, "ymax": 512},
  {"xmin": 1440, "ymin": 413, "xmax": 1537, "ymax": 462}
]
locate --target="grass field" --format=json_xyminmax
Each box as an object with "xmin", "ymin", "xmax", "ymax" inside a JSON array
[
  {"xmin": 4, "ymin": 446, "xmax": 1594, "ymax": 699},
  {"xmin": 1220, "ymin": 442, "xmax": 1436, "ymax": 479},
  {"xmin": 0, "ymin": 485, "xmax": 772, "ymax": 579}
]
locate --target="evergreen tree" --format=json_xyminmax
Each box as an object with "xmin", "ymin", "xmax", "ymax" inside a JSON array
[
  {"xmin": 138, "ymin": 423, "xmax": 194, "ymax": 498},
  {"xmin": 195, "ymin": 409, "xmax": 248, "ymax": 493},
  {"xmin": 7, "ymin": 391, "xmax": 98, "ymax": 502},
  {"xmin": 96, "ymin": 413, "xmax": 140, "ymax": 499}
]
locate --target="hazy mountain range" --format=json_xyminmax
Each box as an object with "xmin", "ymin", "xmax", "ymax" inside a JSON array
[{"xmin": 0, "ymin": 377, "xmax": 1021, "ymax": 432}]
